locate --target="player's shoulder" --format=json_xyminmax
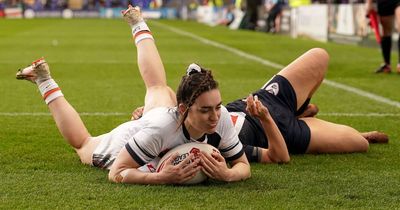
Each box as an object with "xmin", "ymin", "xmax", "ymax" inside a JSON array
[
  {"xmin": 219, "ymin": 105, "xmax": 232, "ymax": 121},
  {"xmin": 216, "ymin": 105, "xmax": 235, "ymax": 130},
  {"xmin": 220, "ymin": 105, "xmax": 229, "ymax": 114}
]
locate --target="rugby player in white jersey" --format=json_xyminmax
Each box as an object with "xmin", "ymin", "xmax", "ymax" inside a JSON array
[{"xmin": 16, "ymin": 5, "xmax": 251, "ymax": 184}]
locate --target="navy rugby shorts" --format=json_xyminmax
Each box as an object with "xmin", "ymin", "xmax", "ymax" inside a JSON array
[
  {"xmin": 226, "ymin": 75, "xmax": 311, "ymax": 154},
  {"xmin": 377, "ymin": 0, "xmax": 400, "ymax": 16}
]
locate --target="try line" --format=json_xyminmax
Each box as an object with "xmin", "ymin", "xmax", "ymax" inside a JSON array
[{"xmin": 152, "ymin": 21, "xmax": 400, "ymax": 109}]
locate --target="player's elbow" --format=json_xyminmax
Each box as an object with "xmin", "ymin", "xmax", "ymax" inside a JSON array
[
  {"xmin": 243, "ymin": 163, "xmax": 251, "ymax": 179},
  {"xmin": 260, "ymin": 148, "xmax": 290, "ymax": 164},
  {"xmin": 271, "ymin": 156, "xmax": 290, "ymax": 164},
  {"xmin": 268, "ymin": 151, "xmax": 290, "ymax": 164},
  {"xmin": 108, "ymin": 170, "xmax": 117, "ymax": 183},
  {"xmin": 108, "ymin": 168, "xmax": 124, "ymax": 183},
  {"xmin": 279, "ymin": 155, "xmax": 290, "ymax": 164},
  {"xmin": 244, "ymin": 170, "xmax": 251, "ymax": 180},
  {"xmin": 237, "ymin": 164, "xmax": 251, "ymax": 181}
]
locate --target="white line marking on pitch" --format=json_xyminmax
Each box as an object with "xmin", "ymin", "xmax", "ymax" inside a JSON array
[
  {"xmin": 153, "ymin": 21, "xmax": 400, "ymax": 109},
  {"xmin": 1, "ymin": 112, "xmax": 400, "ymax": 117}
]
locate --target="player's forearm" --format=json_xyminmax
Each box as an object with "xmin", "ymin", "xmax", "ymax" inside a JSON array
[
  {"xmin": 260, "ymin": 116, "xmax": 290, "ymax": 163},
  {"xmin": 109, "ymin": 168, "xmax": 166, "ymax": 185},
  {"xmin": 108, "ymin": 150, "xmax": 168, "ymax": 185},
  {"xmin": 225, "ymin": 155, "xmax": 251, "ymax": 182}
]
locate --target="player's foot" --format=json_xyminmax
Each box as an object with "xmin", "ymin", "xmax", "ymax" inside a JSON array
[
  {"xmin": 16, "ymin": 57, "xmax": 51, "ymax": 84},
  {"xmin": 122, "ymin": 5, "xmax": 144, "ymax": 26},
  {"xmin": 362, "ymin": 131, "xmax": 389, "ymax": 144},
  {"xmin": 298, "ymin": 104, "xmax": 319, "ymax": 118},
  {"xmin": 375, "ymin": 64, "xmax": 391, "ymax": 74}
]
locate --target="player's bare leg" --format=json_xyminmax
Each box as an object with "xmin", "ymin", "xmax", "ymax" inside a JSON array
[
  {"xmin": 276, "ymin": 48, "xmax": 328, "ymax": 111},
  {"xmin": 274, "ymin": 49, "xmax": 389, "ymax": 153},
  {"xmin": 16, "ymin": 59, "xmax": 96, "ymax": 164},
  {"xmin": 303, "ymin": 118, "xmax": 369, "ymax": 153},
  {"xmin": 302, "ymin": 118, "xmax": 389, "ymax": 154},
  {"xmin": 122, "ymin": 5, "xmax": 176, "ymax": 113}
]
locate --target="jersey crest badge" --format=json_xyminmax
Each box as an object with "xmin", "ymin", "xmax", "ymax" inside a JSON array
[{"xmin": 264, "ymin": 82, "xmax": 279, "ymax": 95}]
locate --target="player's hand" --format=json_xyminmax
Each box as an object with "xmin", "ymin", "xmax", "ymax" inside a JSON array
[
  {"xmin": 246, "ymin": 94, "xmax": 271, "ymax": 121},
  {"xmin": 158, "ymin": 153, "xmax": 201, "ymax": 184},
  {"xmin": 131, "ymin": 106, "xmax": 144, "ymax": 120},
  {"xmin": 199, "ymin": 150, "xmax": 230, "ymax": 182}
]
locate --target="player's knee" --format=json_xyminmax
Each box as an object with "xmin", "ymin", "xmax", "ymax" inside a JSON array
[
  {"xmin": 309, "ymin": 48, "xmax": 329, "ymax": 78},
  {"xmin": 76, "ymin": 148, "xmax": 93, "ymax": 165},
  {"xmin": 76, "ymin": 152, "xmax": 92, "ymax": 165},
  {"xmin": 308, "ymin": 47, "xmax": 327, "ymax": 55},
  {"xmin": 311, "ymin": 48, "xmax": 329, "ymax": 65},
  {"xmin": 76, "ymin": 137, "xmax": 98, "ymax": 165}
]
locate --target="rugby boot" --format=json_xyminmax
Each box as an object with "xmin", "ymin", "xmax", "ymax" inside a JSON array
[
  {"xmin": 16, "ymin": 57, "xmax": 51, "ymax": 84},
  {"xmin": 375, "ymin": 64, "xmax": 391, "ymax": 73},
  {"xmin": 122, "ymin": 5, "xmax": 144, "ymax": 26}
]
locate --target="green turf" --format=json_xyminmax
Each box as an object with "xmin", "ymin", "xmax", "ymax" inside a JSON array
[{"xmin": 1, "ymin": 19, "xmax": 399, "ymax": 209}]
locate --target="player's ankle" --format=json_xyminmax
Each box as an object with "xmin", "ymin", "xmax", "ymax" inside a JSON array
[
  {"xmin": 131, "ymin": 21, "xmax": 153, "ymax": 45},
  {"xmin": 38, "ymin": 79, "xmax": 63, "ymax": 104}
]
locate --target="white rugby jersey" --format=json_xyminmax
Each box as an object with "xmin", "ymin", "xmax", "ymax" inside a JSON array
[{"xmin": 92, "ymin": 106, "xmax": 244, "ymax": 171}]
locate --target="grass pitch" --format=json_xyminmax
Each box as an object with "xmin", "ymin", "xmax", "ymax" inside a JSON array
[{"xmin": 1, "ymin": 19, "xmax": 399, "ymax": 209}]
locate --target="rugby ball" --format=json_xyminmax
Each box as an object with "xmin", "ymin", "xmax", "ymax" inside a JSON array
[{"xmin": 156, "ymin": 142, "xmax": 218, "ymax": 185}]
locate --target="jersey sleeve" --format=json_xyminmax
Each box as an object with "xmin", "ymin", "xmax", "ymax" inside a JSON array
[
  {"xmin": 218, "ymin": 106, "xmax": 245, "ymax": 161},
  {"xmin": 125, "ymin": 127, "xmax": 162, "ymax": 166},
  {"xmin": 124, "ymin": 108, "xmax": 176, "ymax": 166}
]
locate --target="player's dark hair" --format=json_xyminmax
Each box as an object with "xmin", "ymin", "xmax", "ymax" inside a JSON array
[{"xmin": 176, "ymin": 64, "xmax": 219, "ymax": 127}]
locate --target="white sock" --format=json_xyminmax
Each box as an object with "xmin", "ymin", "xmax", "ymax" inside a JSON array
[
  {"xmin": 131, "ymin": 21, "xmax": 154, "ymax": 45},
  {"xmin": 38, "ymin": 79, "xmax": 64, "ymax": 105}
]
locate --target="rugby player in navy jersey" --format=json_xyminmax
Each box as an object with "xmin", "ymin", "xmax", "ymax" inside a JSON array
[{"xmin": 131, "ymin": 48, "xmax": 389, "ymax": 164}]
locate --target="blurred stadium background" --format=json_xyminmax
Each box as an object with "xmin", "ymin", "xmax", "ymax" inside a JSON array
[{"xmin": 0, "ymin": 0, "xmax": 391, "ymax": 46}]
